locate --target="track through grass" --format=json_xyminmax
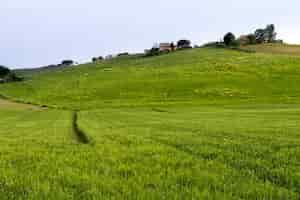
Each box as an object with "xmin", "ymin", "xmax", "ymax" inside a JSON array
[
  {"xmin": 0, "ymin": 47, "xmax": 300, "ymax": 199},
  {"xmin": 72, "ymin": 111, "xmax": 92, "ymax": 144},
  {"xmin": 0, "ymin": 96, "xmax": 45, "ymax": 111}
]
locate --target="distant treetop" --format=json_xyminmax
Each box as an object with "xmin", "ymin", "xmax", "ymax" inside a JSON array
[
  {"xmin": 223, "ymin": 32, "xmax": 236, "ymax": 46},
  {"xmin": 177, "ymin": 40, "xmax": 192, "ymax": 49},
  {"xmin": 0, "ymin": 66, "xmax": 10, "ymax": 77},
  {"xmin": 61, "ymin": 60, "xmax": 74, "ymax": 66}
]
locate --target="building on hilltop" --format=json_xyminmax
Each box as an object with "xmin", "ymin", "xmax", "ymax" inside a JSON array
[
  {"xmin": 238, "ymin": 35, "xmax": 250, "ymax": 45},
  {"xmin": 159, "ymin": 43, "xmax": 176, "ymax": 52}
]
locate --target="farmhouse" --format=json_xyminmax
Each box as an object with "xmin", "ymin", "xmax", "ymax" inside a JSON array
[
  {"xmin": 239, "ymin": 35, "xmax": 250, "ymax": 45},
  {"xmin": 159, "ymin": 43, "xmax": 176, "ymax": 52}
]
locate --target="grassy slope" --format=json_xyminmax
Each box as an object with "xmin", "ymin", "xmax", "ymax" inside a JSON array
[
  {"xmin": 1, "ymin": 47, "xmax": 300, "ymax": 109},
  {"xmin": 78, "ymin": 107, "xmax": 300, "ymax": 199},
  {"xmin": 241, "ymin": 43, "xmax": 300, "ymax": 56},
  {"xmin": 1, "ymin": 105, "xmax": 299, "ymax": 199},
  {"xmin": 0, "ymin": 47, "xmax": 300, "ymax": 199}
]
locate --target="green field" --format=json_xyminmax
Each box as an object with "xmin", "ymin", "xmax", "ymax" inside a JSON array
[
  {"xmin": 241, "ymin": 43, "xmax": 300, "ymax": 57},
  {"xmin": 0, "ymin": 47, "xmax": 300, "ymax": 199}
]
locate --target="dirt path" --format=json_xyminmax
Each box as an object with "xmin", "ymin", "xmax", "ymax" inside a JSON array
[{"xmin": 0, "ymin": 97, "xmax": 46, "ymax": 110}]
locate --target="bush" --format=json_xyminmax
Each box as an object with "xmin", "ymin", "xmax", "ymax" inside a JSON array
[
  {"xmin": 202, "ymin": 42, "xmax": 222, "ymax": 48},
  {"xmin": 216, "ymin": 43, "xmax": 226, "ymax": 48},
  {"xmin": 0, "ymin": 68, "xmax": 23, "ymax": 83},
  {"xmin": 4, "ymin": 72, "xmax": 23, "ymax": 82},
  {"xmin": 231, "ymin": 39, "xmax": 240, "ymax": 47},
  {"xmin": 145, "ymin": 48, "xmax": 160, "ymax": 57}
]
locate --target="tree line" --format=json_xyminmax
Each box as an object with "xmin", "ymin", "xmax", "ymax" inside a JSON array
[
  {"xmin": 0, "ymin": 66, "xmax": 22, "ymax": 83},
  {"xmin": 204, "ymin": 24, "xmax": 282, "ymax": 48},
  {"xmin": 225, "ymin": 24, "xmax": 279, "ymax": 46}
]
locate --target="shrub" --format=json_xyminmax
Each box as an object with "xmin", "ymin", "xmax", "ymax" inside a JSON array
[
  {"xmin": 0, "ymin": 68, "xmax": 23, "ymax": 83},
  {"xmin": 231, "ymin": 39, "xmax": 240, "ymax": 47},
  {"xmin": 145, "ymin": 48, "xmax": 160, "ymax": 57},
  {"xmin": 216, "ymin": 43, "xmax": 226, "ymax": 48},
  {"xmin": 202, "ymin": 42, "xmax": 220, "ymax": 47},
  {"xmin": 4, "ymin": 72, "xmax": 23, "ymax": 82}
]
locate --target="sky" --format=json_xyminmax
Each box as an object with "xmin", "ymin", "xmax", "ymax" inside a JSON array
[{"xmin": 1, "ymin": 0, "xmax": 300, "ymax": 69}]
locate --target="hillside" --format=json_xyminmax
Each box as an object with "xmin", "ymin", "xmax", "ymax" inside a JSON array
[
  {"xmin": 1, "ymin": 47, "xmax": 300, "ymax": 109},
  {"xmin": 241, "ymin": 43, "xmax": 300, "ymax": 56},
  {"xmin": 0, "ymin": 47, "xmax": 300, "ymax": 199}
]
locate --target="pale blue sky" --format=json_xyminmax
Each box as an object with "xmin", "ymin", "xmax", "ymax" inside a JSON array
[{"xmin": 1, "ymin": 0, "xmax": 299, "ymax": 68}]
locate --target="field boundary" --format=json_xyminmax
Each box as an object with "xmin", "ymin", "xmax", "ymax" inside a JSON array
[
  {"xmin": 0, "ymin": 94, "xmax": 49, "ymax": 110},
  {"xmin": 0, "ymin": 93, "xmax": 71, "ymax": 110},
  {"xmin": 0, "ymin": 93, "xmax": 49, "ymax": 108}
]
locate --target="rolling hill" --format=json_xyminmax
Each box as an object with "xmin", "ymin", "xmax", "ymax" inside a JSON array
[
  {"xmin": 0, "ymin": 46, "xmax": 299, "ymax": 199},
  {"xmin": 1, "ymin": 47, "xmax": 300, "ymax": 109},
  {"xmin": 241, "ymin": 43, "xmax": 300, "ymax": 56}
]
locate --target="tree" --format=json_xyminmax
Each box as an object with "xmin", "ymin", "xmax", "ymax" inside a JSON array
[
  {"xmin": 265, "ymin": 24, "xmax": 276, "ymax": 42},
  {"xmin": 0, "ymin": 66, "xmax": 23, "ymax": 83},
  {"xmin": 223, "ymin": 32, "xmax": 236, "ymax": 46},
  {"xmin": 254, "ymin": 29, "xmax": 265, "ymax": 43},
  {"xmin": 255, "ymin": 24, "xmax": 277, "ymax": 43},
  {"xmin": 0, "ymin": 66, "xmax": 10, "ymax": 77},
  {"xmin": 177, "ymin": 40, "xmax": 192, "ymax": 49},
  {"xmin": 93, "ymin": 56, "xmax": 104, "ymax": 62}
]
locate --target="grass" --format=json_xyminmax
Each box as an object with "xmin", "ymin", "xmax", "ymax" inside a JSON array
[
  {"xmin": 0, "ymin": 98, "xmax": 43, "ymax": 110},
  {"xmin": 2, "ymin": 48, "xmax": 300, "ymax": 109},
  {"xmin": 0, "ymin": 47, "xmax": 300, "ymax": 199},
  {"xmin": 241, "ymin": 43, "xmax": 300, "ymax": 56}
]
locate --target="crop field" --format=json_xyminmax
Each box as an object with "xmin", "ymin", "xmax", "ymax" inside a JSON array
[{"xmin": 0, "ymin": 47, "xmax": 300, "ymax": 199}]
